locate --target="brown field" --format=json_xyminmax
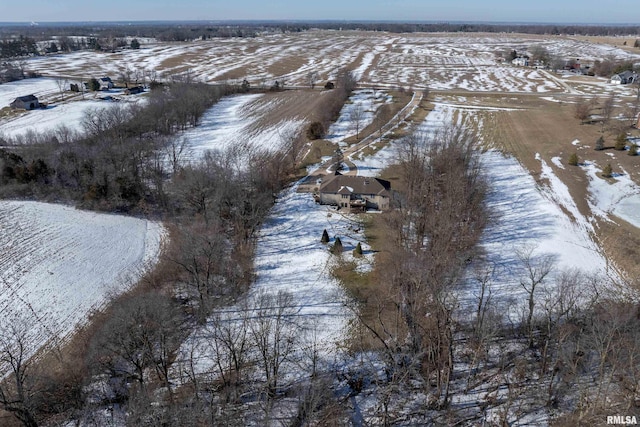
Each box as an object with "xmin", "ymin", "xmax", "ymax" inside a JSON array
[{"xmin": 460, "ymin": 92, "xmax": 640, "ymax": 279}]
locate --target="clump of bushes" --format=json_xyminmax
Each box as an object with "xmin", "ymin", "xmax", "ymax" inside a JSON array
[{"xmin": 307, "ymin": 121, "xmax": 326, "ymax": 140}]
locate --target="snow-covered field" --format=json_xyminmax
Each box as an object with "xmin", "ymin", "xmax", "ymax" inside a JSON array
[
  {"xmin": 0, "ymin": 201, "xmax": 164, "ymax": 374},
  {"xmin": 16, "ymin": 32, "xmax": 640, "ymax": 94},
  {"xmin": 0, "ymin": 77, "xmax": 61, "ymax": 107},
  {"xmin": 0, "ymin": 78, "xmax": 146, "ymax": 139},
  {"xmin": 1, "ymin": 99, "xmax": 115, "ymax": 139},
  {"xmin": 176, "ymin": 93, "xmax": 306, "ymax": 162}
]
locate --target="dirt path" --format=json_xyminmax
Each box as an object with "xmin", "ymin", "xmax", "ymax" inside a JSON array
[
  {"xmin": 298, "ymin": 90, "xmax": 422, "ymax": 192},
  {"xmin": 341, "ymin": 91, "xmax": 424, "ymax": 175}
]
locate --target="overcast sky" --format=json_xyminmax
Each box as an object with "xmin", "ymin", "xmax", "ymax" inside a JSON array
[{"xmin": 1, "ymin": 0, "xmax": 638, "ymax": 24}]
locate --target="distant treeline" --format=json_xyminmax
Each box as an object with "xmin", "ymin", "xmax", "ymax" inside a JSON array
[{"xmin": 0, "ymin": 21, "xmax": 639, "ymax": 47}]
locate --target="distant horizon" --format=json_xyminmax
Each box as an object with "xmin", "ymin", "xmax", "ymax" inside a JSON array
[
  {"xmin": 2, "ymin": 0, "xmax": 639, "ymax": 26},
  {"xmin": 0, "ymin": 19, "xmax": 639, "ymax": 27}
]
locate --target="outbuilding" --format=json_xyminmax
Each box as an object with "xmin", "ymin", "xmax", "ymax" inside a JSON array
[{"xmin": 10, "ymin": 95, "xmax": 40, "ymax": 110}]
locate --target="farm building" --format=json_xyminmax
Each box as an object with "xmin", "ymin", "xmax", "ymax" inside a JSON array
[
  {"xmin": 316, "ymin": 173, "xmax": 391, "ymax": 211},
  {"xmin": 610, "ymin": 70, "xmax": 638, "ymax": 85},
  {"xmin": 10, "ymin": 95, "xmax": 40, "ymax": 110},
  {"xmin": 124, "ymin": 86, "xmax": 144, "ymax": 95}
]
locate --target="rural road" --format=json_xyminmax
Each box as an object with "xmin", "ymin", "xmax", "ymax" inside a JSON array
[{"xmin": 298, "ymin": 90, "xmax": 423, "ymax": 193}]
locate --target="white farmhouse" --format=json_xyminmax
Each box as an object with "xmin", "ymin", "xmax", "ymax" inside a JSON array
[{"xmin": 512, "ymin": 56, "xmax": 529, "ymax": 66}]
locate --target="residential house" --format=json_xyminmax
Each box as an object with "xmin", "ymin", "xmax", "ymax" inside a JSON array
[
  {"xmin": 316, "ymin": 173, "xmax": 391, "ymax": 212},
  {"xmin": 611, "ymin": 70, "xmax": 638, "ymax": 85},
  {"xmin": 512, "ymin": 56, "xmax": 529, "ymax": 66},
  {"xmin": 99, "ymin": 77, "xmax": 114, "ymax": 90},
  {"xmin": 9, "ymin": 94, "xmax": 40, "ymax": 110}
]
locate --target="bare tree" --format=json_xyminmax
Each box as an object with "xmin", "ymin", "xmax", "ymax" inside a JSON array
[
  {"xmin": 119, "ymin": 66, "xmax": 134, "ymax": 88},
  {"xmin": 164, "ymin": 136, "xmax": 191, "ymax": 174},
  {"xmin": 574, "ymin": 97, "xmax": 594, "ymax": 124},
  {"xmin": 517, "ymin": 246, "xmax": 555, "ymax": 348},
  {"xmin": 171, "ymin": 222, "xmax": 233, "ymax": 321},
  {"xmin": 87, "ymin": 293, "xmax": 183, "ymax": 398},
  {"xmin": 55, "ymin": 77, "xmax": 68, "ymax": 99},
  {"xmin": 306, "ymin": 71, "xmax": 319, "ymax": 89},
  {"xmin": 600, "ymin": 94, "xmax": 616, "ymax": 131},
  {"xmin": 0, "ymin": 318, "xmax": 39, "ymax": 427},
  {"xmin": 208, "ymin": 303, "xmax": 251, "ymax": 400},
  {"xmin": 248, "ymin": 290, "xmax": 298, "ymax": 399},
  {"xmin": 349, "ymin": 103, "xmax": 365, "ymax": 140}
]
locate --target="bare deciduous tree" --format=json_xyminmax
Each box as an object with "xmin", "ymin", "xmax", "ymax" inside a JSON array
[
  {"xmin": 248, "ymin": 290, "xmax": 298, "ymax": 399},
  {"xmin": 0, "ymin": 318, "xmax": 39, "ymax": 427},
  {"xmin": 349, "ymin": 103, "xmax": 365, "ymax": 140},
  {"xmin": 517, "ymin": 246, "xmax": 555, "ymax": 348}
]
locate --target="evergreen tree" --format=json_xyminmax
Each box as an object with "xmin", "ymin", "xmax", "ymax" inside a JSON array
[
  {"xmin": 629, "ymin": 144, "xmax": 638, "ymax": 156},
  {"xmin": 332, "ymin": 147, "xmax": 344, "ymax": 171},
  {"xmin": 595, "ymin": 136, "xmax": 605, "ymax": 151},
  {"xmin": 353, "ymin": 242, "xmax": 363, "ymax": 257},
  {"xmin": 130, "ymin": 39, "xmax": 140, "ymax": 49},
  {"xmin": 568, "ymin": 152, "xmax": 579, "ymax": 166},
  {"xmin": 615, "ymin": 133, "xmax": 627, "ymax": 151},
  {"xmin": 331, "ymin": 237, "xmax": 343, "ymax": 255},
  {"xmin": 87, "ymin": 78, "xmax": 100, "ymax": 91},
  {"xmin": 321, "ymin": 229, "xmax": 329, "ymax": 244},
  {"xmin": 602, "ymin": 163, "xmax": 613, "ymax": 178}
]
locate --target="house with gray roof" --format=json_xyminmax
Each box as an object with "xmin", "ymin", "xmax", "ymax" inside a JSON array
[
  {"xmin": 610, "ymin": 70, "xmax": 638, "ymax": 85},
  {"xmin": 10, "ymin": 94, "xmax": 40, "ymax": 110},
  {"xmin": 316, "ymin": 173, "xmax": 391, "ymax": 212}
]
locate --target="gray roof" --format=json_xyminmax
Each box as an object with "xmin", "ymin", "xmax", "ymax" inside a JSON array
[
  {"xmin": 614, "ymin": 70, "xmax": 636, "ymax": 79},
  {"xmin": 319, "ymin": 174, "xmax": 391, "ymax": 197},
  {"xmin": 14, "ymin": 94, "xmax": 38, "ymax": 102}
]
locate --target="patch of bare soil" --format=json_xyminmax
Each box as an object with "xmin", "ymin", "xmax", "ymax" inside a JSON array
[{"xmin": 245, "ymin": 89, "xmax": 328, "ymax": 131}]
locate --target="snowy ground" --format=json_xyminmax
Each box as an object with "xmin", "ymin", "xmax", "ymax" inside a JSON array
[
  {"xmin": 176, "ymin": 93, "xmax": 306, "ymax": 163},
  {"xmin": 0, "ymin": 77, "xmax": 61, "ymax": 107},
  {"xmin": 18, "ymin": 33, "xmax": 640, "ymax": 94},
  {"xmin": 176, "ymin": 184, "xmax": 373, "ymax": 379},
  {"xmin": 0, "ymin": 201, "xmax": 164, "ymax": 375},
  {"xmin": 325, "ymin": 89, "xmax": 392, "ymax": 146},
  {"xmin": 0, "ymin": 78, "xmax": 146, "ymax": 139},
  {"xmin": 1, "ymin": 99, "xmax": 121, "ymax": 139}
]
